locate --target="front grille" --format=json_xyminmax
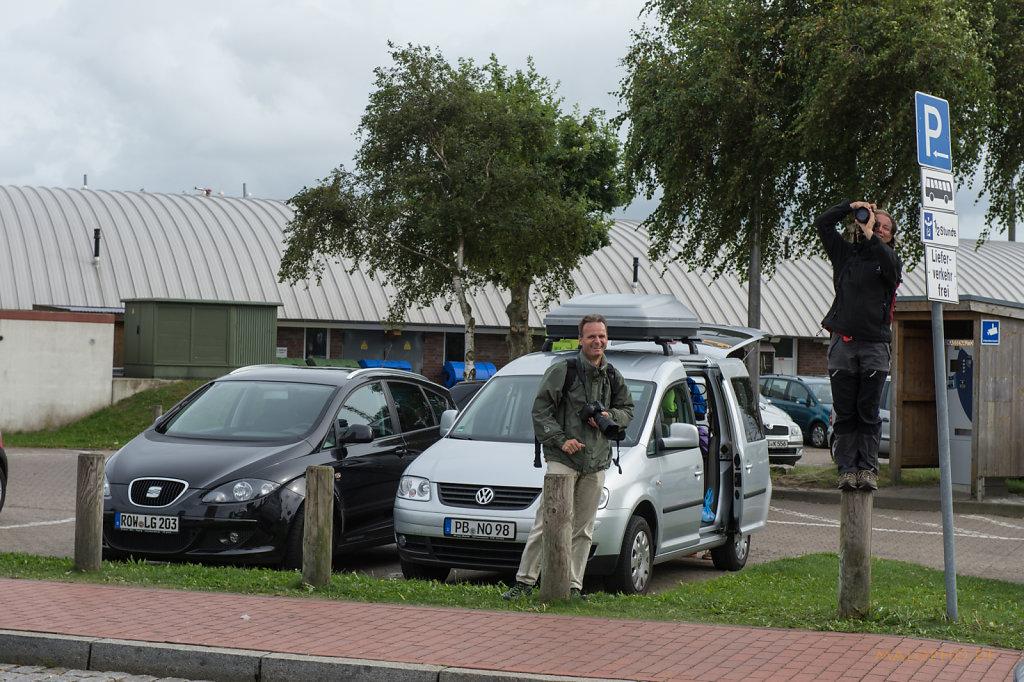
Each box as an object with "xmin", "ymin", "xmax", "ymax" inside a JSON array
[
  {"xmin": 404, "ymin": 535, "xmax": 524, "ymax": 570},
  {"xmin": 437, "ymin": 483, "xmax": 540, "ymax": 510},
  {"xmin": 129, "ymin": 478, "xmax": 188, "ymax": 507},
  {"xmin": 764, "ymin": 425, "xmax": 788, "ymax": 436}
]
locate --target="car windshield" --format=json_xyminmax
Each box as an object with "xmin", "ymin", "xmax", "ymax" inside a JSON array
[
  {"xmin": 805, "ymin": 381, "xmax": 833, "ymax": 404},
  {"xmin": 161, "ymin": 380, "xmax": 336, "ymax": 440},
  {"xmin": 447, "ymin": 374, "xmax": 654, "ymax": 447}
]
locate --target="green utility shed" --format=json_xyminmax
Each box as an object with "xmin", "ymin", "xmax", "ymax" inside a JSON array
[{"xmin": 122, "ymin": 298, "xmax": 281, "ymax": 379}]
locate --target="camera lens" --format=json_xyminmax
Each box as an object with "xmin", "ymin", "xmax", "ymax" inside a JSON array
[{"xmin": 854, "ymin": 207, "xmax": 871, "ymax": 223}]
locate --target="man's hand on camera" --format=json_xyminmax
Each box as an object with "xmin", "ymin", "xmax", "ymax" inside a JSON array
[
  {"xmin": 586, "ymin": 412, "xmax": 610, "ymax": 430},
  {"xmin": 850, "ymin": 200, "xmax": 877, "ymax": 240},
  {"xmin": 562, "ymin": 438, "xmax": 585, "ymax": 454}
]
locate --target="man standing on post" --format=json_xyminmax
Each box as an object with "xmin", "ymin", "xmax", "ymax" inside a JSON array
[
  {"xmin": 502, "ymin": 313, "xmax": 633, "ymax": 601},
  {"xmin": 816, "ymin": 199, "xmax": 902, "ymax": 492}
]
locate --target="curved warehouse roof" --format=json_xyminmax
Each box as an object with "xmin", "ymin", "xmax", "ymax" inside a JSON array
[{"xmin": 1, "ymin": 185, "xmax": 1022, "ymax": 337}]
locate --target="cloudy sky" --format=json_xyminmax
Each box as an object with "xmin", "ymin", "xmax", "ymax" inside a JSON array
[{"xmin": 1, "ymin": 0, "xmax": 998, "ymax": 238}]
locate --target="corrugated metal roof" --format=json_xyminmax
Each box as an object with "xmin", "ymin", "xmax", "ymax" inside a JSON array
[{"xmin": 2, "ymin": 185, "xmax": 1022, "ymax": 336}]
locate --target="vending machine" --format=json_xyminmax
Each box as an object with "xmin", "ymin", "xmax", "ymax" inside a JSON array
[{"xmin": 946, "ymin": 340, "xmax": 974, "ymax": 486}]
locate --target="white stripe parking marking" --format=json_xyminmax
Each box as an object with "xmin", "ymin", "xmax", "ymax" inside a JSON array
[
  {"xmin": 770, "ymin": 507, "xmax": 1024, "ymax": 541},
  {"xmin": 0, "ymin": 517, "xmax": 76, "ymax": 530}
]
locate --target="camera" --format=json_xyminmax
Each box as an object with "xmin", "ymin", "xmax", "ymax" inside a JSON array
[
  {"xmin": 579, "ymin": 401, "xmax": 623, "ymax": 440},
  {"xmin": 854, "ymin": 207, "xmax": 872, "ymax": 223}
]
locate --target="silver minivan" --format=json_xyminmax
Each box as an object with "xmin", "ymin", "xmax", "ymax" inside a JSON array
[{"xmin": 394, "ymin": 294, "xmax": 772, "ymax": 595}]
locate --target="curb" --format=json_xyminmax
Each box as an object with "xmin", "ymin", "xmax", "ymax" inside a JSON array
[
  {"xmin": 772, "ymin": 486, "xmax": 1024, "ymax": 518},
  {"xmin": 0, "ymin": 630, "xmax": 624, "ymax": 682}
]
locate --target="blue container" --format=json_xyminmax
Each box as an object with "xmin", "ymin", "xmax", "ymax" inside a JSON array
[
  {"xmin": 357, "ymin": 359, "xmax": 413, "ymax": 371},
  {"xmin": 442, "ymin": 361, "xmax": 496, "ymax": 388}
]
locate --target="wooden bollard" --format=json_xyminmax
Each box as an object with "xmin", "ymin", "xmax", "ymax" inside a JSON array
[
  {"xmin": 74, "ymin": 452, "xmax": 105, "ymax": 572},
  {"xmin": 539, "ymin": 473, "xmax": 572, "ymax": 601},
  {"xmin": 302, "ymin": 465, "xmax": 334, "ymax": 587},
  {"xmin": 838, "ymin": 489, "xmax": 873, "ymax": 617},
  {"xmin": 152, "ymin": 405, "xmax": 163, "ymax": 421}
]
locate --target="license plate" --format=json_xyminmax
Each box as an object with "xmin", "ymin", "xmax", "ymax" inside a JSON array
[
  {"xmin": 115, "ymin": 512, "xmax": 179, "ymax": 534},
  {"xmin": 444, "ymin": 517, "xmax": 515, "ymax": 540},
  {"xmin": 768, "ymin": 437, "xmax": 788, "ymax": 448}
]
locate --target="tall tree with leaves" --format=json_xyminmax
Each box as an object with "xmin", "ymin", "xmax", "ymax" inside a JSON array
[
  {"xmin": 279, "ymin": 44, "xmax": 621, "ymax": 378},
  {"xmin": 619, "ymin": 0, "xmax": 1005, "ymax": 360}
]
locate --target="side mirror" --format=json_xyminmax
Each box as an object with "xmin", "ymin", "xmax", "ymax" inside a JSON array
[
  {"xmin": 340, "ymin": 423, "xmax": 374, "ymax": 444},
  {"xmin": 439, "ymin": 409, "xmax": 458, "ymax": 433},
  {"xmin": 658, "ymin": 422, "xmax": 700, "ymax": 450}
]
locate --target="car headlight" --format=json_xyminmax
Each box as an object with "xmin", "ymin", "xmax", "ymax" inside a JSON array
[
  {"xmin": 397, "ymin": 475, "xmax": 431, "ymax": 502},
  {"xmin": 103, "ymin": 474, "xmax": 110, "ymax": 499},
  {"xmin": 202, "ymin": 479, "xmax": 280, "ymax": 504},
  {"xmin": 598, "ymin": 487, "xmax": 610, "ymax": 510}
]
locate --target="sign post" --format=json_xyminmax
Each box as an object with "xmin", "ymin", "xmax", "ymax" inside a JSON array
[{"xmin": 915, "ymin": 91, "xmax": 958, "ymax": 621}]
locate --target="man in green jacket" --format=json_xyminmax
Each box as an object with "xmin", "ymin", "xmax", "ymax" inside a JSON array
[{"xmin": 502, "ymin": 313, "xmax": 634, "ymax": 601}]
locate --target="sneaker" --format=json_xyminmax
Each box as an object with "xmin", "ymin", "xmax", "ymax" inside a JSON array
[
  {"xmin": 837, "ymin": 472, "xmax": 857, "ymax": 491},
  {"xmin": 570, "ymin": 588, "xmax": 590, "ymax": 602},
  {"xmin": 502, "ymin": 581, "xmax": 533, "ymax": 600},
  {"xmin": 857, "ymin": 470, "xmax": 878, "ymax": 491}
]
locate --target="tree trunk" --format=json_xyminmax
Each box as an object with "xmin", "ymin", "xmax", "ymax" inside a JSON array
[
  {"xmin": 452, "ymin": 272, "xmax": 476, "ymax": 381},
  {"xmin": 746, "ymin": 205, "xmax": 763, "ymax": 385},
  {"xmin": 505, "ymin": 280, "xmax": 533, "ymax": 361}
]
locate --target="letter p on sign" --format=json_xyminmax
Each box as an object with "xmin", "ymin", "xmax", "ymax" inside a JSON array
[{"xmin": 916, "ymin": 92, "xmax": 952, "ymax": 172}]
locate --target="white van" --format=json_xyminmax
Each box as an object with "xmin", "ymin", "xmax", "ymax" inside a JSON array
[{"xmin": 393, "ymin": 294, "xmax": 772, "ymax": 595}]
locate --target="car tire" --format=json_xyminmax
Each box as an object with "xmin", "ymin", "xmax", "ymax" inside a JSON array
[
  {"xmin": 710, "ymin": 533, "xmax": 749, "ymax": 572},
  {"xmin": 0, "ymin": 467, "xmax": 6, "ymax": 514},
  {"xmin": 606, "ymin": 515, "xmax": 653, "ymax": 595},
  {"xmin": 809, "ymin": 422, "xmax": 828, "ymax": 449},
  {"xmin": 829, "ymin": 435, "xmax": 837, "ymax": 463},
  {"xmin": 400, "ymin": 559, "xmax": 451, "ymax": 583}
]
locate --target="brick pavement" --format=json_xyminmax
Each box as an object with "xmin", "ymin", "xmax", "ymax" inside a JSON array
[{"xmin": 0, "ymin": 578, "xmax": 1020, "ymax": 681}]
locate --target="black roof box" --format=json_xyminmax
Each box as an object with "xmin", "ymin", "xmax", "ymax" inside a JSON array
[{"xmin": 544, "ymin": 293, "xmax": 700, "ymax": 342}]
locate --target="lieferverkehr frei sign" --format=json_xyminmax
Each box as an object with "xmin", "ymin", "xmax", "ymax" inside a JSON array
[{"xmin": 916, "ymin": 91, "xmax": 958, "ymax": 304}]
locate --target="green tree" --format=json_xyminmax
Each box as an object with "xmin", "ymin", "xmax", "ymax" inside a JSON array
[
  {"xmin": 619, "ymin": 0, "xmax": 1010, "ymax": 350},
  {"xmin": 279, "ymin": 44, "xmax": 621, "ymax": 377}
]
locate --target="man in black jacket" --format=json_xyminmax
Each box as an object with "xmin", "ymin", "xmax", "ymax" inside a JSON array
[{"xmin": 816, "ymin": 199, "xmax": 902, "ymax": 491}]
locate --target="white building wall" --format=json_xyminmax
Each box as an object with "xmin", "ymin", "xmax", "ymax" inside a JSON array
[{"xmin": 0, "ymin": 311, "xmax": 114, "ymax": 431}]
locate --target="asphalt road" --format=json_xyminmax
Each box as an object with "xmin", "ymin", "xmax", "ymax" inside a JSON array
[{"xmin": 2, "ymin": 447, "xmax": 1023, "ymax": 590}]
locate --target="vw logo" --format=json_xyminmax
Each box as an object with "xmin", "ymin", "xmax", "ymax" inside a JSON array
[
  {"xmin": 146, "ymin": 485, "xmax": 163, "ymax": 498},
  {"xmin": 475, "ymin": 487, "xmax": 495, "ymax": 505}
]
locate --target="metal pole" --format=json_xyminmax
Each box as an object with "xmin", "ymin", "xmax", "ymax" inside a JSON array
[{"xmin": 931, "ymin": 301, "xmax": 958, "ymax": 621}]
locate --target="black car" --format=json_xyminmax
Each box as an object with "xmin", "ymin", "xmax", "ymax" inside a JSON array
[
  {"xmin": 0, "ymin": 428, "xmax": 7, "ymax": 514},
  {"xmin": 102, "ymin": 364, "xmax": 453, "ymax": 568}
]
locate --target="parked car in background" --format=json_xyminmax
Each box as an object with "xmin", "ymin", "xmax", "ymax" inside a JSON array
[
  {"xmin": 449, "ymin": 379, "xmax": 487, "ymax": 411},
  {"xmin": 760, "ymin": 401, "xmax": 803, "ymax": 465},
  {"xmin": 103, "ymin": 364, "xmax": 454, "ymax": 568},
  {"xmin": 759, "ymin": 375, "xmax": 833, "ymax": 448},
  {"xmin": 0, "ymin": 428, "xmax": 7, "ymax": 514},
  {"xmin": 395, "ymin": 293, "xmax": 773, "ymax": 596},
  {"xmin": 829, "ymin": 376, "xmax": 891, "ymax": 461}
]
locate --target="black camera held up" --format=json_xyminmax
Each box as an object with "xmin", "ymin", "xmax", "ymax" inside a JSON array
[
  {"xmin": 579, "ymin": 401, "xmax": 623, "ymax": 440},
  {"xmin": 854, "ymin": 206, "xmax": 872, "ymax": 223}
]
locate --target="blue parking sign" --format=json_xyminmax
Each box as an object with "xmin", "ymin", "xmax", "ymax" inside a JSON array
[
  {"xmin": 915, "ymin": 92, "xmax": 952, "ymax": 172},
  {"xmin": 981, "ymin": 319, "xmax": 999, "ymax": 345}
]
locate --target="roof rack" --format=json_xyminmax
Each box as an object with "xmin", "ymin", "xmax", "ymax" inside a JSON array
[{"xmin": 542, "ymin": 293, "xmax": 700, "ymax": 356}]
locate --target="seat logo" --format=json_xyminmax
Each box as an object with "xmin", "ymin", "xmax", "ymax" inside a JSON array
[
  {"xmin": 146, "ymin": 485, "xmax": 163, "ymax": 499},
  {"xmin": 475, "ymin": 487, "xmax": 495, "ymax": 505}
]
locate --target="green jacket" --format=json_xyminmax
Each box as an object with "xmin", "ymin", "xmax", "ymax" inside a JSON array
[{"xmin": 532, "ymin": 350, "xmax": 634, "ymax": 474}]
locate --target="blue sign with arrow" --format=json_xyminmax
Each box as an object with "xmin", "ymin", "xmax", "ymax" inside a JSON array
[{"xmin": 915, "ymin": 92, "xmax": 952, "ymax": 172}]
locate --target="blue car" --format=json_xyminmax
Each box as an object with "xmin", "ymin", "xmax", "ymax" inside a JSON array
[{"xmin": 758, "ymin": 375, "xmax": 833, "ymax": 448}]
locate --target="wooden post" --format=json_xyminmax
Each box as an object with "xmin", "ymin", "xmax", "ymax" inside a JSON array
[
  {"xmin": 74, "ymin": 452, "xmax": 105, "ymax": 572},
  {"xmin": 539, "ymin": 473, "xmax": 572, "ymax": 601},
  {"xmin": 838, "ymin": 489, "xmax": 873, "ymax": 617},
  {"xmin": 302, "ymin": 465, "xmax": 334, "ymax": 587},
  {"xmin": 152, "ymin": 405, "xmax": 163, "ymax": 421}
]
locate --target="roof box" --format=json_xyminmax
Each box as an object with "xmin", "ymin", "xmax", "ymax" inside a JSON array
[{"xmin": 544, "ymin": 293, "xmax": 700, "ymax": 342}]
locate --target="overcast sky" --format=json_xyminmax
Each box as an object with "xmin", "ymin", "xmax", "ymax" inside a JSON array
[{"xmin": 1, "ymin": 0, "xmax": 999, "ymax": 238}]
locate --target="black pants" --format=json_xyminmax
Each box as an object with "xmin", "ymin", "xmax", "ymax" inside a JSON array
[{"xmin": 828, "ymin": 335, "xmax": 890, "ymax": 474}]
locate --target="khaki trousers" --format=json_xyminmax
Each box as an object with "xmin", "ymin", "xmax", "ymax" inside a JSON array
[{"xmin": 515, "ymin": 460, "xmax": 605, "ymax": 591}]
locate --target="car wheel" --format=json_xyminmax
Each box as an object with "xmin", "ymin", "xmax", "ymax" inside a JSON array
[
  {"xmin": 809, "ymin": 422, "xmax": 828, "ymax": 449},
  {"xmin": 281, "ymin": 509, "xmax": 305, "ymax": 570},
  {"xmin": 0, "ymin": 467, "xmax": 6, "ymax": 514},
  {"xmin": 606, "ymin": 515, "xmax": 653, "ymax": 595},
  {"xmin": 829, "ymin": 435, "xmax": 837, "ymax": 463},
  {"xmin": 400, "ymin": 559, "xmax": 451, "ymax": 583},
  {"xmin": 710, "ymin": 533, "xmax": 749, "ymax": 572}
]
